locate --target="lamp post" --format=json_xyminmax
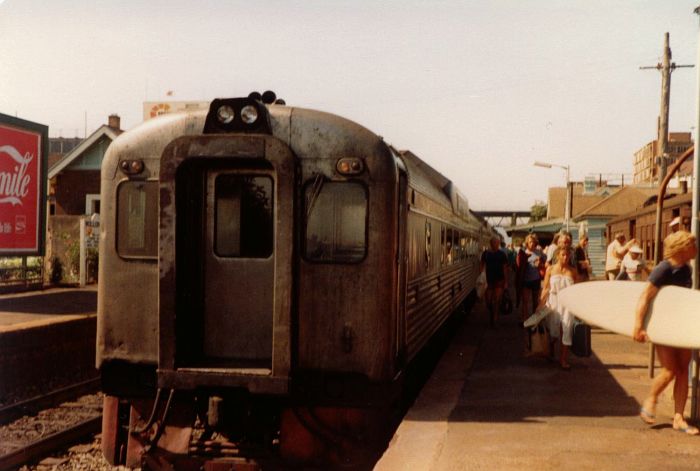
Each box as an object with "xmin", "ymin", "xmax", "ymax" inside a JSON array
[{"xmin": 534, "ymin": 161, "xmax": 571, "ymax": 232}]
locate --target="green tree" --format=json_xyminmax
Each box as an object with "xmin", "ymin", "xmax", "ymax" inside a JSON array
[{"xmin": 530, "ymin": 200, "xmax": 547, "ymax": 222}]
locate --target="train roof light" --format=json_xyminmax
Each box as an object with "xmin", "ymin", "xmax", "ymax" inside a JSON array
[
  {"xmin": 216, "ymin": 105, "xmax": 235, "ymax": 124},
  {"xmin": 240, "ymin": 105, "xmax": 258, "ymax": 125},
  {"xmin": 203, "ymin": 97, "xmax": 272, "ymax": 134},
  {"xmin": 336, "ymin": 158, "xmax": 364, "ymax": 175}
]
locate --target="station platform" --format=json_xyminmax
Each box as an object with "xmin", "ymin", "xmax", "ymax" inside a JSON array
[
  {"xmin": 0, "ymin": 286, "xmax": 97, "ymax": 401},
  {"xmin": 0, "ymin": 285, "xmax": 96, "ymax": 332},
  {"xmin": 376, "ymin": 297, "xmax": 700, "ymax": 470}
]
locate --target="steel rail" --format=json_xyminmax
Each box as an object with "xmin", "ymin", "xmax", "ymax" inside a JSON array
[
  {"xmin": 0, "ymin": 415, "xmax": 102, "ymax": 471},
  {"xmin": 0, "ymin": 377, "xmax": 100, "ymax": 425}
]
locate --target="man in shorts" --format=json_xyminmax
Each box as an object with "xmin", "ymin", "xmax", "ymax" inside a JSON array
[{"xmin": 481, "ymin": 236, "xmax": 509, "ymax": 327}]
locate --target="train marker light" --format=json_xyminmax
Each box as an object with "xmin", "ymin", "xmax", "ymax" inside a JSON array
[
  {"xmin": 336, "ymin": 158, "xmax": 364, "ymax": 175},
  {"xmin": 216, "ymin": 105, "xmax": 235, "ymax": 124},
  {"xmin": 240, "ymin": 105, "xmax": 259, "ymax": 124},
  {"xmin": 261, "ymin": 90, "xmax": 277, "ymax": 104},
  {"xmin": 120, "ymin": 159, "xmax": 145, "ymax": 175}
]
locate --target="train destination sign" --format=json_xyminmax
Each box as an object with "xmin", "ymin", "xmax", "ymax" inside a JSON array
[{"xmin": 0, "ymin": 113, "xmax": 48, "ymax": 256}]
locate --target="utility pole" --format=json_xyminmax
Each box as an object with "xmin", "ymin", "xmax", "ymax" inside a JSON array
[{"xmin": 640, "ymin": 32, "xmax": 694, "ymax": 183}]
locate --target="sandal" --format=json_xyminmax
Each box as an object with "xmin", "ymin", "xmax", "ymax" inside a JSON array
[
  {"xmin": 639, "ymin": 402, "xmax": 656, "ymax": 425},
  {"xmin": 674, "ymin": 423, "xmax": 700, "ymax": 435},
  {"xmin": 673, "ymin": 418, "xmax": 699, "ymax": 435}
]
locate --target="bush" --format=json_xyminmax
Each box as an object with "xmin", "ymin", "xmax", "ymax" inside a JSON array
[{"xmin": 50, "ymin": 257, "xmax": 64, "ymax": 284}]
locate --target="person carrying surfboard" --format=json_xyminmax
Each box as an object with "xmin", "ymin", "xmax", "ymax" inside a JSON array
[{"xmin": 634, "ymin": 230, "xmax": 699, "ymax": 435}]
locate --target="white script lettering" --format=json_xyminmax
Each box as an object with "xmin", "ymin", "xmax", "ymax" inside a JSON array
[{"xmin": 0, "ymin": 145, "xmax": 34, "ymax": 206}]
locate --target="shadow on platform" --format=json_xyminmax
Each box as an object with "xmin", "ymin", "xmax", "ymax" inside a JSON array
[
  {"xmin": 0, "ymin": 289, "xmax": 97, "ymax": 315},
  {"xmin": 417, "ymin": 301, "xmax": 641, "ymax": 424}
]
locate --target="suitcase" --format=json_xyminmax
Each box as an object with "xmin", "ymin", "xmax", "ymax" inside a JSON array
[{"xmin": 571, "ymin": 318, "xmax": 591, "ymax": 357}]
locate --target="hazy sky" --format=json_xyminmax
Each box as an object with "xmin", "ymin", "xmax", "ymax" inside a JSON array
[{"xmin": 2, "ymin": 0, "xmax": 700, "ymax": 210}]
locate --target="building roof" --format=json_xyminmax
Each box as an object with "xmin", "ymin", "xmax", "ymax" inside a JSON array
[
  {"xmin": 573, "ymin": 186, "xmax": 659, "ymax": 221},
  {"xmin": 547, "ymin": 184, "xmax": 612, "ymax": 219},
  {"xmin": 608, "ymin": 192, "xmax": 693, "ymax": 224},
  {"xmin": 506, "ymin": 217, "xmax": 565, "ymax": 236},
  {"xmin": 48, "ymin": 125, "xmax": 120, "ymax": 179}
]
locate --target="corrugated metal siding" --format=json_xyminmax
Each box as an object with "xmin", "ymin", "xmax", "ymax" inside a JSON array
[{"xmin": 405, "ymin": 261, "xmax": 478, "ymax": 360}]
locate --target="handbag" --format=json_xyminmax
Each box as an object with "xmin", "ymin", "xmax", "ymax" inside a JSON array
[
  {"xmin": 571, "ymin": 318, "xmax": 592, "ymax": 357},
  {"xmin": 476, "ymin": 272, "xmax": 487, "ymax": 299},
  {"xmin": 500, "ymin": 291, "xmax": 513, "ymax": 315},
  {"xmin": 526, "ymin": 324, "xmax": 550, "ymax": 357}
]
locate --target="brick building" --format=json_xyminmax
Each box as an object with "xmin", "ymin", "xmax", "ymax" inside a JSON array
[
  {"xmin": 48, "ymin": 115, "xmax": 122, "ymax": 215},
  {"xmin": 632, "ymin": 132, "xmax": 693, "ymax": 184}
]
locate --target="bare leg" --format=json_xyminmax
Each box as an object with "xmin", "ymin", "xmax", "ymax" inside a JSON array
[
  {"xmin": 520, "ymin": 287, "xmax": 532, "ymax": 322},
  {"xmin": 641, "ymin": 345, "xmax": 678, "ymax": 423},
  {"xmin": 559, "ymin": 325, "xmax": 570, "ymax": 369},
  {"xmin": 492, "ymin": 285, "xmax": 504, "ymax": 326}
]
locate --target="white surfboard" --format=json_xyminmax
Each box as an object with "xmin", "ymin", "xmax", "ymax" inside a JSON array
[{"xmin": 558, "ymin": 280, "xmax": 700, "ymax": 348}]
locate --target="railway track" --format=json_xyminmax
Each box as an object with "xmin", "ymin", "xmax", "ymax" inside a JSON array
[
  {"xmin": 0, "ymin": 377, "xmax": 100, "ymax": 425},
  {"xmin": 0, "ymin": 382, "xmax": 103, "ymax": 470},
  {"xmin": 0, "ymin": 416, "xmax": 101, "ymax": 471}
]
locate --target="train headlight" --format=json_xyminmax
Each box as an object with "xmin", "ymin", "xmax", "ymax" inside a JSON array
[
  {"xmin": 216, "ymin": 105, "xmax": 235, "ymax": 124},
  {"xmin": 336, "ymin": 158, "xmax": 364, "ymax": 175},
  {"xmin": 240, "ymin": 105, "xmax": 258, "ymax": 124}
]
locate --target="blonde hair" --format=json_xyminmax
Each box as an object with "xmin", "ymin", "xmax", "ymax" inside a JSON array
[
  {"xmin": 663, "ymin": 230, "xmax": 696, "ymax": 260},
  {"xmin": 525, "ymin": 234, "xmax": 538, "ymax": 245}
]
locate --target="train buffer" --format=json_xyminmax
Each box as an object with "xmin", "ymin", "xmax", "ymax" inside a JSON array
[{"xmin": 375, "ymin": 299, "xmax": 700, "ymax": 470}]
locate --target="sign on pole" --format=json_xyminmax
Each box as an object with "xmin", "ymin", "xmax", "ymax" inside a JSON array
[{"xmin": 0, "ymin": 113, "xmax": 48, "ymax": 256}]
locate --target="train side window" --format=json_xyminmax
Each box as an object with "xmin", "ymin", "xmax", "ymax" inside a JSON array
[
  {"xmin": 214, "ymin": 175, "xmax": 273, "ymax": 258},
  {"xmin": 117, "ymin": 180, "xmax": 158, "ymax": 258},
  {"xmin": 445, "ymin": 228, "xmax": 454, "ymax": 264},
  {"xmin": 425, "ymin": 221, "xmax": 432, "ymax": 269},
  {"xmin": 304, "ymin": 181, "xmax": 367, "ymax": 263}
]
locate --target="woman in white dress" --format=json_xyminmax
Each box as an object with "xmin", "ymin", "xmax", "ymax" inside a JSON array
[{"xmin": 537, "ymin": 248, "xmax": 577, "ymax": 369}]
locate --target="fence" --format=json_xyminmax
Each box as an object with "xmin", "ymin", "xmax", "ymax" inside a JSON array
[{"xmin": 0, "ymin": 257, "xmax": 44, "ymax": 293}]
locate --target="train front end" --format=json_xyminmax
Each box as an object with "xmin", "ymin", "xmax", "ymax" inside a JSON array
[{"xmin": 97, "ymin": 94, "xmax": 400, "ymax": 469}]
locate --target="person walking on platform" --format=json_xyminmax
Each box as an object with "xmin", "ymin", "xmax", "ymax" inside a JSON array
[
  {"xmin": 635, "ymin": 230, "xmax": 699, "ymax": 435},
  {"xmin": 480, "ymin": 236, "xmax": 509, "ymax": 328},
  {"xmin": 538, "ymin": 247, "xmax": 577, "ymax": 370},
  {"xmin": 620, "ymin": 245, "xmax": 649, "ymax": 281},
  {"xmin": 516, "ymin": 234, "xmax": 545, "ymax": 323},
  {"xmin": 546, "ymin": 230, "xmax": 576, "ymax": 269},
  {"xmin": 574, "ymin": 234, "xmax": 592, "ymax": 282},
  {"xmin": 605, "ymin": 232, "xmax": 637, "ymax": 280}
]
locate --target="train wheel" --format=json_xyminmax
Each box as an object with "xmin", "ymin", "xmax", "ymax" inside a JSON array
[{"xmin": 101, "ymin": 395, "xmax": 128, "ymax": 465}]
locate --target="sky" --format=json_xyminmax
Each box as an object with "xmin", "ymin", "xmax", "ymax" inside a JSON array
[{"xmin": 2, "ymin": 0, "xmax": 700, "ymax": 211}]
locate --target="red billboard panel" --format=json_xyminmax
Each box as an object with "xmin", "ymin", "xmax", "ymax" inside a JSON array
[{"xmin": 0, "ymin": 114, "xmax": 48, "ymax": 256}]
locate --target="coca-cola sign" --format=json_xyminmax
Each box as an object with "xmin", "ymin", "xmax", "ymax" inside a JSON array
[{"xmin": 0, "ymin": 114, "xmax": 47, "ymax": 255}]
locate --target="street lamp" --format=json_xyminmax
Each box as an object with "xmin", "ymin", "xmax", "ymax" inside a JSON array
[{"xmin": 534, "ymin": 161, "xmax": 571, "ymax": 232}]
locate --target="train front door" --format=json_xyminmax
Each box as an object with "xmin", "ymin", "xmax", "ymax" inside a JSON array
[
  {"xmin": 203, "ymin": 170, "xmax": 276, "ymax": 365},
  {"xmin": 162, "ymin": 135, "xmax": 294, "ymax": 385}
]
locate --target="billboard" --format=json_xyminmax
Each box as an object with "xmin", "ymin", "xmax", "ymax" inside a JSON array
[
  {"xmin": 0, "ymin": 113, "xmax": 48, "ymax": 256},
  {"xmin": 143, "ymin": 100, "xmax": 210, "ymax": 121}
]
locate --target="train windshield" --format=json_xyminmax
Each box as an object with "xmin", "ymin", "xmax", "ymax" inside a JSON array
[
  {"xmin": 116, "ymin": 180, "xmax": 158, "ymax": 258},
  {"xmin": 214, "ymin": 175, "xmax": 273, "ymax": 258},
  {"xmin": 304, "ymin": 181, "xmax": 367, "ymax": 263}
]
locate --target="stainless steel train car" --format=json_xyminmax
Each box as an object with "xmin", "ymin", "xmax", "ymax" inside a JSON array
[{"xmin": 96, "ymin": 92, "xmax": 491, "ymax": 469}]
